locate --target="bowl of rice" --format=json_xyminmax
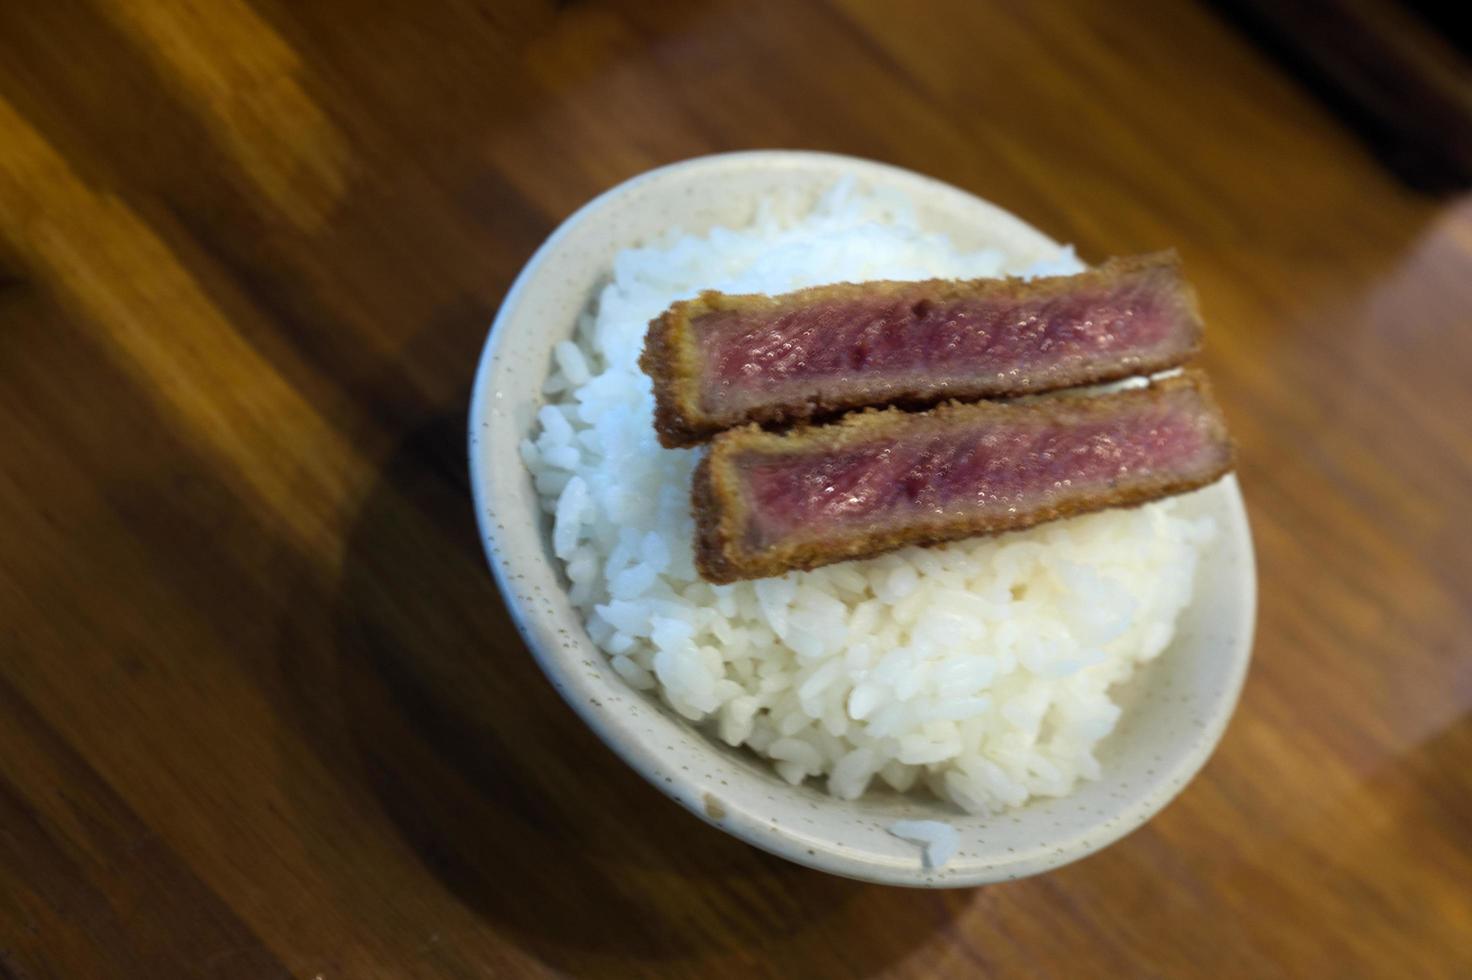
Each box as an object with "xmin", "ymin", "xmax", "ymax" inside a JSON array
[{"xmin": 468, "ymin": 151, "xmax": 1255, "ymax": 886}]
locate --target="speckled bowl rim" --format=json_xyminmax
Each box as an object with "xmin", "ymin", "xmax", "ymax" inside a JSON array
[{"xmin": 468, "ymin": 151, "xmax": 1257, "ymax": 887}]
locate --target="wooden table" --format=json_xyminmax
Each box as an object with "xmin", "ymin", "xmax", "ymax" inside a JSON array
[{"xmin": 3, "ymin": 1, "xmax": 1469, "ymax": 976}]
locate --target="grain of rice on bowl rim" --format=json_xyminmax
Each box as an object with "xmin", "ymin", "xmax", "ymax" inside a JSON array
[{"xmin": 520, "ymin": 181, "xmax": 1217, "ymax": 815}]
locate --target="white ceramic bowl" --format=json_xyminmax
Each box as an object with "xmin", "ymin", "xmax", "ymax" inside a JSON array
[{"xmin": 468, "ymin": 151, "xmax": 1256, "ymax": 887}]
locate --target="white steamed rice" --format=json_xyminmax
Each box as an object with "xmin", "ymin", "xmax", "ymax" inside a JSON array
[{"xmin": 522, "ymin": 181, "xmax": 1215, "ymax": 814}]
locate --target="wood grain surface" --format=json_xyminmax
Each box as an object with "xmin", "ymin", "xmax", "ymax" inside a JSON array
[{"xmin": 2, "ymin": 1, "xmax": 1469, "ymax": 977}]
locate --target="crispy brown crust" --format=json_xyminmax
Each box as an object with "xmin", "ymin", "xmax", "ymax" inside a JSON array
[
  {"xmin": 641, "ymin": 303, "xmax": 705, "ymax": 448},
  {"xmin": 641, "ymin": 251, "xmax": 1202, "ymax": 448},
  {"xmin": 692, "ymin": 371, "xmax": 1234, "ymax": 583}
]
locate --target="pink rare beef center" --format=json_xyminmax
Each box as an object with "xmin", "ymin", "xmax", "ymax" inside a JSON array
[{"xmin": 738, "ymin": 406, "xmax": 1205, "ymax": 549}]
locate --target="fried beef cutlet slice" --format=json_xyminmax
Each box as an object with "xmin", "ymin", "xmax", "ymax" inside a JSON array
[
  {"xmin": 692, "ymin": 371, "xmax": 1233, "ymax": 583},
  {"xmin": 642, "ymin": 251, "xmax": 1203, "ymax": 448}
]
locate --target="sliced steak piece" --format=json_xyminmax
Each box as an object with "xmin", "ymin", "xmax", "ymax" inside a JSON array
[
  {"xmin": 643, "ymin": 251, "xmax": 1202, "ymax": 448},
  {"xmin": 693, "ymin": 371, "xmax": 1232, "ymax": 583}
]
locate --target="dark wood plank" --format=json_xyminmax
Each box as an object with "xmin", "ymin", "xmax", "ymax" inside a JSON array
[
  {"xmin": 1208, "ymin": 0, "xmax": 1472, "ymax": 190},
  {"xmin": 0, "ymin": 677, "xmax": 288, "ymax": 979}
]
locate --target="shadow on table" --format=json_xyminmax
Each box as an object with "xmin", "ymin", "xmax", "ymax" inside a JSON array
[{"xmin": 276, "ymin": 412, "xmax": 955, "ymax": 974}]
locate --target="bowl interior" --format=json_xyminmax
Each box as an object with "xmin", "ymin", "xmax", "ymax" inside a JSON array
[{"xmin": 469, "ymin": 151, "xmax": 1255, "ymax": 886}]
